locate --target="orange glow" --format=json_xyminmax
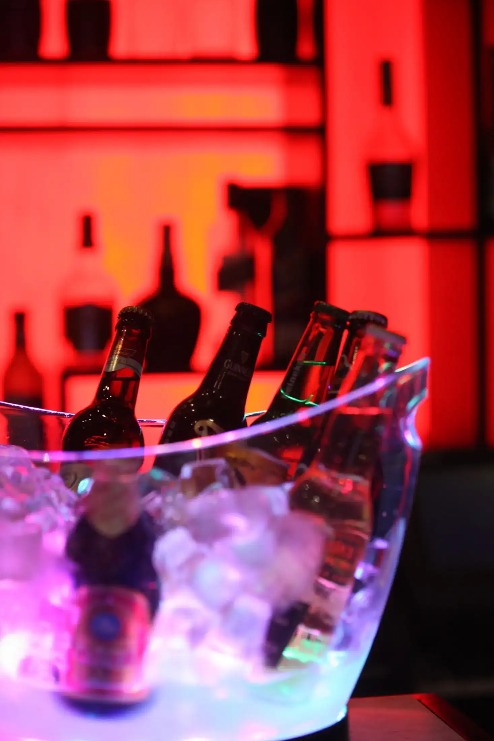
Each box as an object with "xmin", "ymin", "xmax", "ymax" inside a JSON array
[{"xmin": 328, "ymin": 237, "xmax": 479, "ymax": 449}]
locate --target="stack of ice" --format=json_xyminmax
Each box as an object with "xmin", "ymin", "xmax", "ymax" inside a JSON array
[{"xmin": 151, "ymin": 458, "xmax": 327, "ymax": 664}]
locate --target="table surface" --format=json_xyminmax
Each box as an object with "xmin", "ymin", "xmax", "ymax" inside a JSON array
[{"xmin": 346, "ymin": 694, "xmax": 492, "ymax": 740}]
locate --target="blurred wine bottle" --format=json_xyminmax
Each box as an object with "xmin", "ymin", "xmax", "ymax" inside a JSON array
[
  {"xmin": 0, "ymin": 0, "xmax": 41, "ymax": 61},
  {"xmin": 61, "ymin": 305, "xmax": 152, "ymax": 493},
  {"xmin": 3, "ymin": 310, "xmax": 45, "ymax": 450},
  {"xmin": 255, "ymin": 0, "xmax": 298, "ymax": 62},
  {"xmin": 60, "ymin": 212, "xmax": 120, "ymax": 409},
  {"xmin": 66, "ymin": 0, "xmax": 111, "ymax": 61},
  {"xmin": 366, "ymin": 59, "xmax": 415, "ymax": 234},
  {"xmin": 137, "ymin": 222, "xmax": 201, "ymax": 373}
]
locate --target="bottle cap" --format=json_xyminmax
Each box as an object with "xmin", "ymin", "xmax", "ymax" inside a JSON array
[
  {"xmin": 234, "ymin": 302, "xmax": 272, "ymax": 328},
  {"xmin": 312, "ymin": 301, "xmax": 349, "ymax": 326},
  {"xmin": 117, "ymin": 305, "xmax": 153, "ymax": 333},
  {"xmin": 348, "ymin": 310, "xmax": 388, "ymax": 330}
]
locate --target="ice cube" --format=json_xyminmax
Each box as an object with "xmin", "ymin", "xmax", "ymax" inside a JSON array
[
  {"xmin": 213, "ymin": 525, "xmax": 277, "ymax": 570},
  {"xmin": 153, "ymin": 526, "xmax": 206, "ymax": 583},
  {"xmin": 253, "ymin": 511, "xmax": 327, "ymax": 609},
  {"xmin": 153, "ymin": 588, "xmax": 218, "ymax": 648},
  {"xmin": 210, "ymin": 593, "xmax": 272, "ymax": 658},
  {"xmin": 0, "ymin": 519, "xmax": 43, "ymax": 581},
  {"xmin": 190, "ymin": 554, "xmax": 244, "ymax": 611},
  {"xmin": 179, "ymin": 458, "xmax": 237, "ymax": 499}
]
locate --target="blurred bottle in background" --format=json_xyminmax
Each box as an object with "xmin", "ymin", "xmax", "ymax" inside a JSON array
[
  {"xmin": 136, "ymin": 222, "xmax": 201, "ymax": 373},
  {"xmin": 366, "ymin": 59, "xmax": 415, "ymax": 234},
  {"xmin": 3, "ymin": 310, "xmax": 45, "ymax": 449},
  {"xmin": 60, "ymin": 212, "xmax": 120, "ymax": 409},
  {"xmin": 0, "ymin": 0, "xmax": 41, "ymax": 61},
  {"xmin": 66, "ymin": 0, "xmax": 112, "ymax": 61}
]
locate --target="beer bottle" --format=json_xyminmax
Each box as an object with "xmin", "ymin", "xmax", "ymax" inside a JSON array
[
  {"xmin": 63, "ymin": 460, "xmax": 160, "ymax": 704},
  {"xmin": 263, "ymin": 325, "xmax": 406, "ymax": 666},
  {"xmin": 327, "ymin": 309, "xmax": 388, "ymax": 400},
  {"xmin": 154, "ymin": 302, "xmax": 272, "ymax": 475},
  {"xmin": 61, "ymin": 305, "xmax": 152, "ymax": 493},
  {"xmin": 297, "ymin": 308, "xmax": 389, "ymax": 470},
  {"xmin": 249, "ymin": 301, "xmax": 349, "ymax": 478}
]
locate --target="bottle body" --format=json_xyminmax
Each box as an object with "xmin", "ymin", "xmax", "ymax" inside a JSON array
[
  {"xmin": 155, "ymin": 302, "xmax": 272, "ymax": 475},
  {"xmin": 61, "ymin": 306, "xmax": 152, "ymax": 492}
]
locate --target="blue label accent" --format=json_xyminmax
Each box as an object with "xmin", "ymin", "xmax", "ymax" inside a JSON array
[{"xmin": 89, "ymin": 611, "xmax": 122, "ymax": 641}]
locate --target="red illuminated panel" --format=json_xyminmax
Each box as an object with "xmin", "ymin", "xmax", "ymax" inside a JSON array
[
  {"xmin": 325, "ymin": 0, "xmax": 426, "ymax": 234},
  {"xmin": 328, "ymin": 237, "xmax": 479, "ymax": 449},
  {"xmin": 422, "ymin": 0, "xmax": 476, "ymax": 229},
  {"xmin": 0, "ymin": 64, "xmax": 322, "ymax": 130},
  {"xmin": 325, "ymin": 0, "xmax": 475, "ymax": 234}
]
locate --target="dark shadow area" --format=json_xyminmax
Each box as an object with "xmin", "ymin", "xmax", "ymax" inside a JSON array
[{"xmin": 354, "ymin": 458, "xmax": 494, "ymax": 735}]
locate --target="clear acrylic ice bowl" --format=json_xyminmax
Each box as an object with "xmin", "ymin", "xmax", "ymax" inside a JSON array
[{"xmin": 0, "ymin": 358, "xmax": 429, "ymax": 741}]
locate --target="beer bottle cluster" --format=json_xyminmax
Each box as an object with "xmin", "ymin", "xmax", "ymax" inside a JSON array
[{"xmin": 59, "ymin": 296, "xmax": 407, "ymax": 701}]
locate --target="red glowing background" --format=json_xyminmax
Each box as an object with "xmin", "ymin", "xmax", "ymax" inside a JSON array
[{"xmin": 0, "ymin": 0, "xmax": 485, "ymax": 449}]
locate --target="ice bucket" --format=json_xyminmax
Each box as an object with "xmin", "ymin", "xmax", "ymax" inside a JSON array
[{"xmin": 0, "ymin": 358, "xmax": 429, "ymax": 741}]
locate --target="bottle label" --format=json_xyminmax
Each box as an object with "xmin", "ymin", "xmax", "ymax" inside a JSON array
[
  {"xmin": 193, "ymin": 419, "xmax": 224, "ymax": 437},
  {"xmin": 64, "ymin": 585, "xmax": 151, "ymax": 703},
  {"xmin": 320, "ymin": 527, "xmax": 368, "ymax": 587},
  {"xmin": 104, "ymin": 349, "xmax": 142, "ymax": 376}
]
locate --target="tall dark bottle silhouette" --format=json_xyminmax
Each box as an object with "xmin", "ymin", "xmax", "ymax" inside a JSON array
[{"xmin": 137, "ymin": 223, "xmax": 201, "ymax": 373}]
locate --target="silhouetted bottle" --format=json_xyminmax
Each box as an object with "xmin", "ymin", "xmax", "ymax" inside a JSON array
[
  {"xmin": 64, "ymin": 460, "xmax": 160, "ymax": 704},
  {"xmin": 250, "ymin": 301, "xmax": 349, "ymax": 477},
  {"xmin": 367, "ymin": 59, "xmax": 415, "ymax": 234},
  {"xmin": 155, "ymin": 302, "xmax": 272, "ymax": 475},
  {"xmin": 137, "ymin": 223, "xmax": 201, "ymax": 373},
  {"xmin": 264, "ymin": 325, "xmax": 406, "ymax": 666},
  {"xmin": 62, "ymin": 213, "xmax": 119, "ymax": 358},
  {"xmin": 61, "ymin": 305, "xmax": 152, "ymax": 493},
  {"xmin": 0, "ymin": 0, "xmax": 41, "ymax": 61},
  {"xmin": 3, "ymin": 310, "xmax": 45, "ymax": 450},
  {"xmin": 66, "ymin": 0, "xmax": 112, "ymax": 61},
  {"xmin": 255, "ymin": 0, "xmax": 298, "ymax": 62}
]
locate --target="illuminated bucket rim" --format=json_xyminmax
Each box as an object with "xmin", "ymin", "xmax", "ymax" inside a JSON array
[
  {"xmin": 6, "ymin": 357, "xmax": 430, "ymax": 465},
  {"xmin": 0, "ymin": 357, "xmax": 430, "ymax": 741}
]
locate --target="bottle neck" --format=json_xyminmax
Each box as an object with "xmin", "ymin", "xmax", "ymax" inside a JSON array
[
  {"xmin": 14, "ymin": 317, "xmax": 27, "ymax": 352},
  {"xmin": 263, "ymin": 316, "xmax": 346, "ymax": 419},
  {"xmin": 94, "ymin": 325, "xmax": 149, "ymax": 410},
  {"xmin": 198, "ymin": 322, "xmax": 265, "ymax": 410}
]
